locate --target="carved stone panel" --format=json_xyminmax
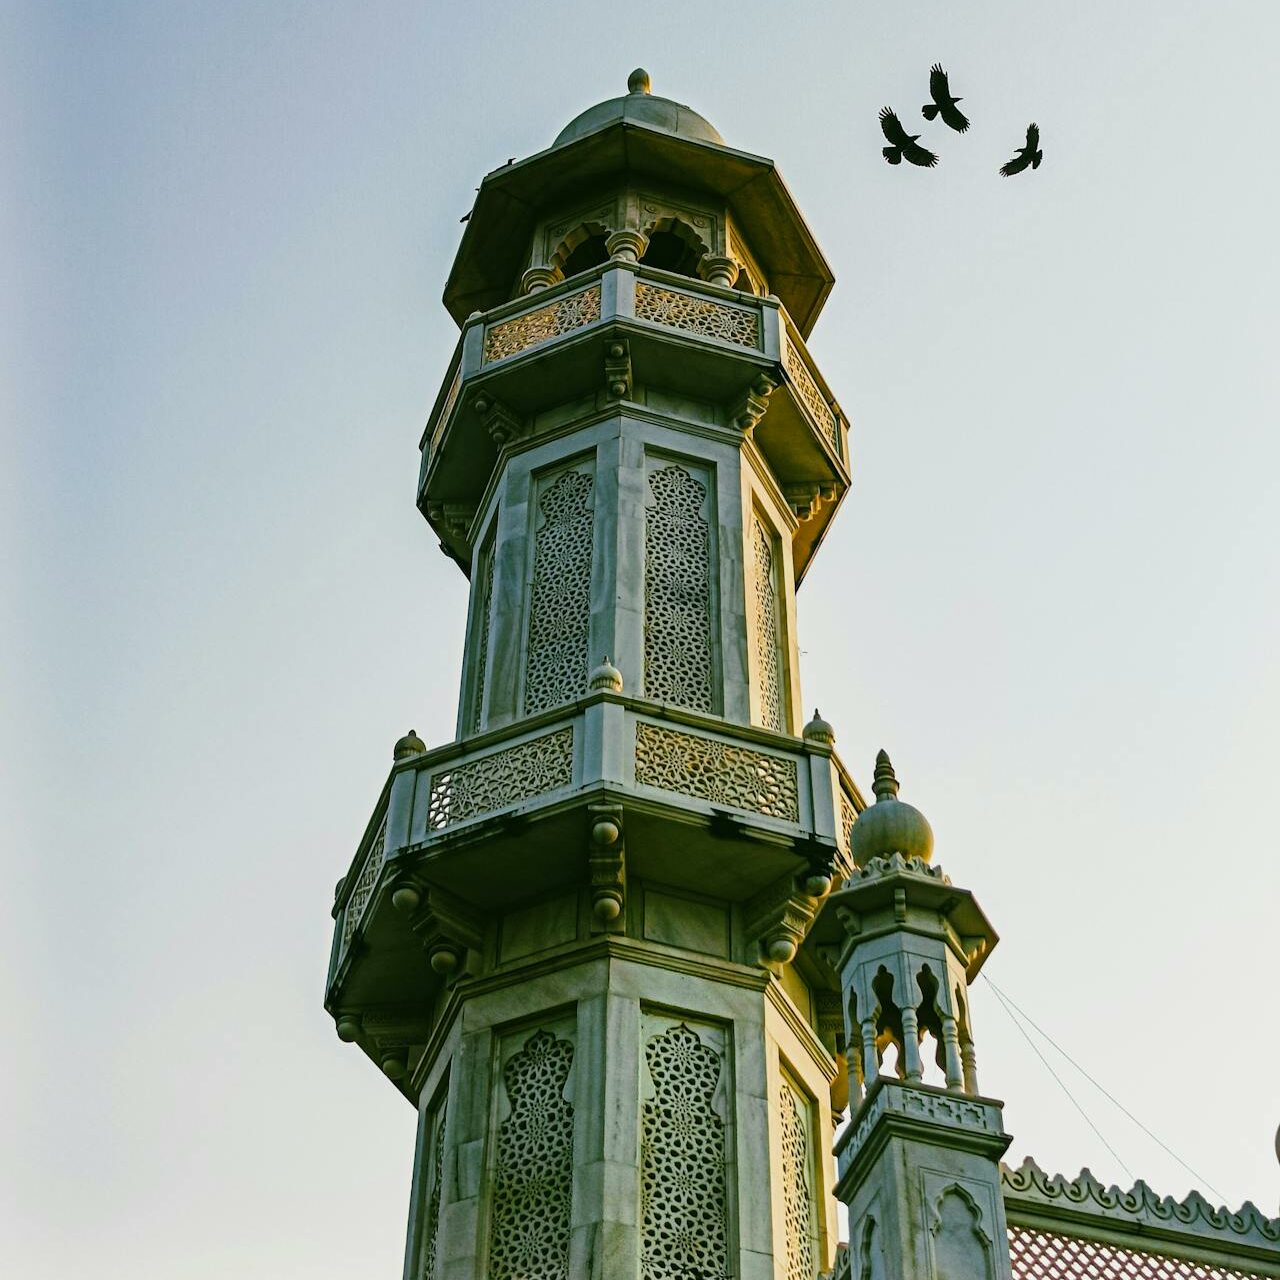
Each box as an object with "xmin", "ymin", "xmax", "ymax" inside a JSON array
[
  {"xmin": 488, "ymin": 1027, "xmax": 576, "ymax": 1280},
  {"xmin": 525, "ymin": 466, "xmax": 595, "ymax": 715},
  {"xmin": 419, "ymin": 1100, "xmax": 447, "ymax": 1280},
  {"xmin": 643, "ymin": 462, "xmax": 714, "ymax": 712},
  {"xmin": 751, "ymin": 514, "xmax": 785, "ymax": 733},
  {"xmin": 640, "ymin": 1019, "xmax": 730, "ymax": 1280},
  {"xmin": 781, "ymin": 1078, "xmax": 816, "ymax": 1280}
]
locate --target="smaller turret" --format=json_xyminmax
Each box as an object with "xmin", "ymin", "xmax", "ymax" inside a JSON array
[{"xmin": 830, "ymin": 753, "xmax": 1014, "ymax": 1280}]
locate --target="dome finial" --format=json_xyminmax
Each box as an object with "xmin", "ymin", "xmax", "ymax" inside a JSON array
[
  {"xmin": 627, "ymin": 68, "xmax": 652, "ymax": 95},
  {"xmin": 872, "ymin": 748, "xmax": 900, "ymax": 801}
]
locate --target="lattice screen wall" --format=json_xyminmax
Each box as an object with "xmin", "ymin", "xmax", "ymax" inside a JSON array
[
  {"xmin": 488, "ymin": 1027, "xmax": 576, "ymax": 1280},
  {"xmin": 751, "ymin": 513, "xmax": 786, "ymax": 733},
  {"xmin": 780, "ymin": 1077, "xmax": 818, "ymax": 1280},
  {"xmin": 418, "ymin": 1099, "xmax": 448, "ymax": 1280},
  {"xmin": 640, "ymin": 1018, "xmax": 731, "ymax": 1280},
  {"xmin": 1008, "ymin": 1225, "xmax": 1272, "ymax": 1280},
  {"xmin": 525, "ymin": 466, "xmax": 594, "ymax": 715},
  {"xmin": 643, "ymin": 461, "xmax": 714, "ymax": 713}
]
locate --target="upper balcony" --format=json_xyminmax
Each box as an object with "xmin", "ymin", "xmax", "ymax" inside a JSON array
[{"xmin": 418, "ymin": 261, "xmax": 850, "ymax": 582}]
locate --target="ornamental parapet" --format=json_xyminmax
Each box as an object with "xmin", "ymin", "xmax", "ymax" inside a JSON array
[
  {"xmin": 1001, "ymin": 1156, "xmax": 1280, "ymax": 1276},
  {"xmin": 417, "ymin": 260, "xmax": 849, "ymax": 580},
  {"xmin": 326, "ymin": 690, "xmax": 867, "ymax": 999}
]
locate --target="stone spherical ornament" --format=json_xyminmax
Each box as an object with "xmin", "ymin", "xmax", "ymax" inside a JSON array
[
  {"xmin": 391, "ymin": 884, "xmax": 421, "ymax": 914},
  {"xmin": 593, "ymin": 892, "xmax": 623, "ymax": 923},
  {"xmin": 592, "ymin": 818, "xmax": 621, "ymax": 847},
  {"xmin": 850, "ymin": 749, "xmax": 934, "ymax": 866},
  {"xmin": 429, "ymin": 946, "xmax": 459, "ymax": 975},
  {"xmin": 766, "ymin": 935, "xmax": 797, "ymax": 964},
  {"xmin": 380, "ymin": 1053, "xmax": 407, "ymax": 1080},
  {"xmin": 335, "ymin": 1015, "xmax": 362, "ymax": 1043},
  {"xmin": 802, "ymin": 708, "xmax": 836, "ymax": 747},
  {"xmin": 588, "ymin": 656, "xmax": 624, "ymax": 693},
  {"xmin": 803, "ymin": 871, "xmax": 833, "ymax": 898},
  {"xmin": 393, "ymin": 728, "xmax": 427, "ymax": 762}
]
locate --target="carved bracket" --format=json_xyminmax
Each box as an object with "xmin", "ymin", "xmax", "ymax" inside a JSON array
[
  {"xmin": 426, "ymin": 501, "xmax": 477, "ymax": 557},
  {"xmin": 604, "ymin": 340, "xmax": 632, "ymax": 400},
  {"xmin": 472, "ymin": 391, "xmax": 527, "ymax": 447},
  {"xmin": 587, "ymin": 802, "xmax": 626, "ymax": 931},
  {"xmin": 732, "ymin": 374, "xmax": 776, "ymax": 436},
  {"xmin": 744, "ymin": 872, "xmax": 817, "ymax": 968},
  {"xmin": 395, "ymin": 881, "xmax": 485, "ymax": 981}
]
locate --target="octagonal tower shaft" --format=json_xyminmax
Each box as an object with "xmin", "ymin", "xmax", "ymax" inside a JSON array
[{"xmin": 328, "ymin": 75, "xmax": 865, "ymax": 1280}]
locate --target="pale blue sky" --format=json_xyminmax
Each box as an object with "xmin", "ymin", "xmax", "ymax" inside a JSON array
[{"xmin": 5, "ymin": 2, "xmax": 1279, "ymax": 1275}]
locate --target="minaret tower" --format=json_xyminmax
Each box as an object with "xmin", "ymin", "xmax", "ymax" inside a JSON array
[{"xmin": 328, "ymin": 71, "xmax": 868, "ymax": 1280}]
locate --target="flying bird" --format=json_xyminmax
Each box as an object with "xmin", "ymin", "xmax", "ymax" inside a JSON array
[
  {"xmin": 1000, "ymin": 123, "xmax": 1043, "ymax": 176},
  {"xmin": 879, "ymin": 107, "xmax": 938, "ymax": 168},
  {"xmin": 922, "ymin": 63, "xmax": 969, "ymax": 133}
]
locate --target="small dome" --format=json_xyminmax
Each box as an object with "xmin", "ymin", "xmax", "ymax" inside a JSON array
[
  {"xmin": 850, "ymin": 749, "xmax": 934, "ymax": 866},
  {"xmin": 588, "ymin": 655, "xmax": 624, "ymax": 693},
  {"xmin": 803, "ymin": 708, "xmax": 835, "ymax": 746},
  {"xmin": 553, "ymin": 69, "xmax": 724, "ymax": 149},
  {"xmin": 393, "ymin": 728, "xmax": 427, "ymax": 761}
]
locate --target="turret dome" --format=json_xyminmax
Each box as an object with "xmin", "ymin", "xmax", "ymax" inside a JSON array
[
  {"xmin": 552, "ymin": 69, "xmax": 724, "ymax": 148},
  {"xmin": 849, "ymin": 749, "xmax": 934, "ymax": 865}
]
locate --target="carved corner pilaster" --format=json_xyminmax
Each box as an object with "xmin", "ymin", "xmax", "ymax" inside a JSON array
[
  {"xmin": 604, "ymin": 340, "xmax": 632, "ymax": 401},
  {"xmin": 744, "ymin": 872, "xmax": 817, "ymax": 970},
  {"xmin": 472, "ymin": 391, "xmax": 527, "ymax": 447},
  {"xmin": 587, "ymin": 802, "xmax": 626, "ymax": 932}
]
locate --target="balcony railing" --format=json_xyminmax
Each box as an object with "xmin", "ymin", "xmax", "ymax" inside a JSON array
[
  {"xmin": 331, "ymin": 694, "xmax": 866, "ymax": 972},
  {"xmin": 419, "ymin": 262, "xmax": 847, "ymax": 467}
]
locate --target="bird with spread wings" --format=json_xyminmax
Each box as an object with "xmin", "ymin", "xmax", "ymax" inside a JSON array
[
  {"xmin": 879, "ymin": 107, "xmax": 939, "ymax": 168},
  {"xmin": 922, "ymin": 64, "xmax": 969, "ymax": 133},
  {"xmin": 1000, "ymin": 123, "xmax": 1043, "ymax": 176}
]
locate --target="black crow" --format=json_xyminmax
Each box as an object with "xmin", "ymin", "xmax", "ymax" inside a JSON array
[
  {"xmin": 922, "ymin": 64, "xmax": 969, "ymax": 133},
  {"xmin": 1000, "ymin": 123, "xmax": 1043, "ymax": 176},
  {"xmin": 879, "ymin": 107, "xmax": 938, "ymax": 168}
]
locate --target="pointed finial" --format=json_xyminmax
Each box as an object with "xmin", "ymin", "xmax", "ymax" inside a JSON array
[
  {"xmin": 588, "ymin": 655, "xmax": 624, "ymax": 692},
  {"xmin": 803, "ymin": 708, "xmax": 835, "ymax": 746},
  {"xmin": 393, "ymin": 728, "xmax": 427, "ymax": 761},
  {"xmin": 872, "ymin": 748, "xmax": 900, "ymax": 802},
  {"xmin": 627, "ymin": 68, "xmax": 652, "ymax": 95}
]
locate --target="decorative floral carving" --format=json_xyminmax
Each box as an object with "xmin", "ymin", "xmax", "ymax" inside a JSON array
[
  {"xmin": 752, "ymin": 516, "xmax": 785, "ymax": 732},
  {"xmin": 644, "ymin": 464, "xmax": 713, "ymax": 712},
  {"xmin": 641, "ymin": 1024, "xmax": 729, "ymax": 1280},
  {"xmin": 525, "ymin": 469, "xmax": 594, "ymax": 714},
  {"xmin": 483, "ymin": 285, "xmax": 602, "ymax": 363},
  {"xmin": 426, "ymin": 728, "xmax": 574, "ymax": 830},
  {"xmin": 634, "ymin": 722, "xmax": 800, "ymax": 822},
  {"xmin": 341, "ymin": 818, "xmax": 387, "ymax": 953},
  {"xmin": 1007, "ymin": 1224, "xmax": 1271, "ymax": 1279},
  {"xmin": 783, "ymin": 333, "xmax": 839, "ymax": 453},
  {"xmin": 851, "ymin": 851, "xmax": 951, "ymax": 884},
  {"xmin": 635, "ymin": 281, "xmax": 759, "ymax": 348},
  {"xmin": 781, "ymin": 1081, "xmax": 816, "ymax": 1280},
  {"xmin": 489, "ymin": 1030, "xmax": 575, "ymax": 1280}
]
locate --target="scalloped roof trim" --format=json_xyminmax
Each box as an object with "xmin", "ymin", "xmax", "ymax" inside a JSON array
[
  {"xmin": 1001, "ymin": 1155, "xmax": 1280, "ymax": 1246},
  {"xmin": 852, "ymin": 852, "xmax": 950, "ymax": 884}
]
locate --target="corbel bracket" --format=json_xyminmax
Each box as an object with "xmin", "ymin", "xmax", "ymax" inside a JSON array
[
  {"xmin": 732, "ymin": 374, "xmax": 776, "ymax": 435},
  {"xmin": 604, "ymin": 340, "xmax": 632, "ymax": 401},
  {"xmin": 744, "ymin": 872, "xmax": 817, "ymax": 969},
  {"xmin": 472, "ymin": 391, "xmax": 527, "ymax": 447},
  {"xmin": 587, "ymin": 802, "xmax": 626, "ymax": 931}
]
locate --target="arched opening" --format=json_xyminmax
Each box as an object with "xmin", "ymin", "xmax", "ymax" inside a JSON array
[
  {"xmin": 732, "ymin": 266, "xmax": 757, "ymax": 295},
  {"xmin": 560, "ymin": 233, "xmax": 608, "ymax": 278},
  {"xmin": 547, "ymin": 220, "xmax": 611, "ymax": 282},
  {"xmin": 915, "ymin": 964, "xmax": 948, "ymax": 1088},
  {"xmin": 639, "ymin": 216, "xmax": 708, "ymax": 280}
]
